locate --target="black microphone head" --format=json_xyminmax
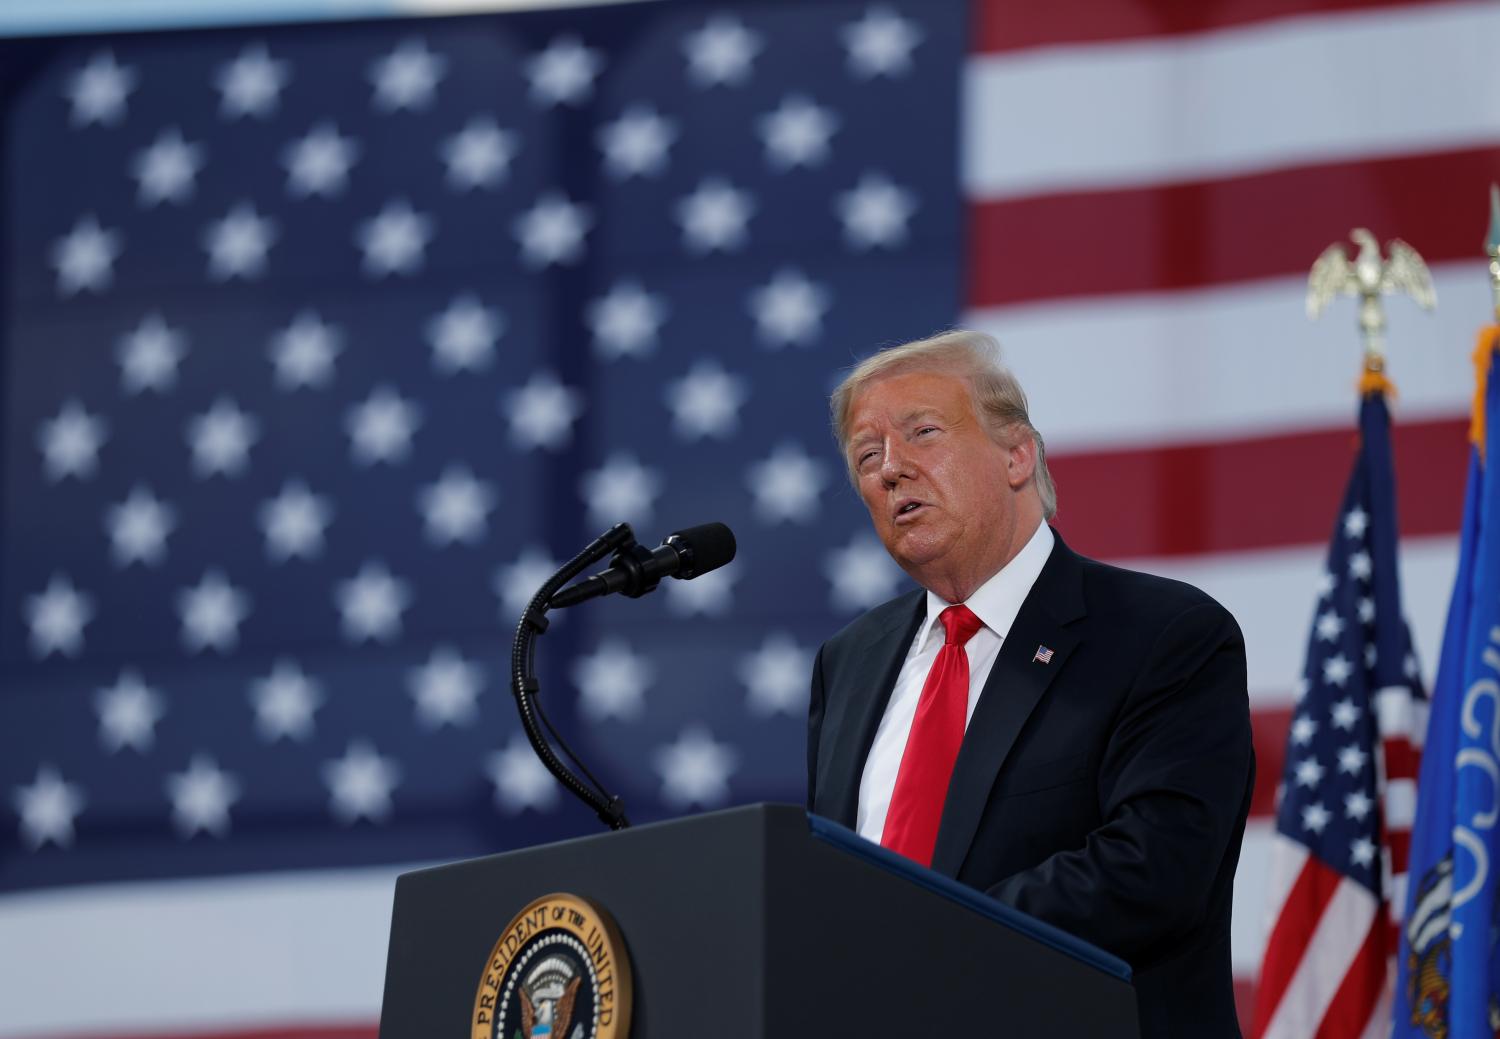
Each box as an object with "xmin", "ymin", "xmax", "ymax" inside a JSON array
[{"xmin": 666, "ymin": 522, "xmax": 736, "ymax": 579}]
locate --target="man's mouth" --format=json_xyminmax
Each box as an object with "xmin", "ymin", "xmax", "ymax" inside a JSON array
[{"xmin": 894, "ymin": 500, "xmax": 925, "ymax": 521}]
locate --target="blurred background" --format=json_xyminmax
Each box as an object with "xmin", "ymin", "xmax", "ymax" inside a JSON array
[{"xmin": 0, "ymin": 0, "xmax": 1496, "ymax": 1035}]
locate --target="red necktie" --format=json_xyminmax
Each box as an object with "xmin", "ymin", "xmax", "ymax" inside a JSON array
[{"xmin": 880, "ymin": 604, "xmax": 984, "ymax": 866}]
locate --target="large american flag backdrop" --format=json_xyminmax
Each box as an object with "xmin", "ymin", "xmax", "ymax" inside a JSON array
[{"xmin": 1, "ymin": 1, "xmax": 1497, "ymax": 1036}]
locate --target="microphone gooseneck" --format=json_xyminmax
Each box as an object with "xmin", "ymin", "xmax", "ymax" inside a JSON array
[
  {"xmin": 509, "ymin": 522, "xmax": 636, "ymax": 831},
  {"xmin": 507, "ymin": 521, "xmax": 738, "ymax": 833}
]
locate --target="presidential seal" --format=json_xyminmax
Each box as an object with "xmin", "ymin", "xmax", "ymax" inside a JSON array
[{"xmin": 472, "ymin": 892, "xmax": 632, "ymax": 1039}]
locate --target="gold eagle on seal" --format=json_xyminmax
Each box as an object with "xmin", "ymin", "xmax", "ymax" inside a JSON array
[{"xmin": 519, "ymin": 973, "xmax": 581, "ymax": 1039}]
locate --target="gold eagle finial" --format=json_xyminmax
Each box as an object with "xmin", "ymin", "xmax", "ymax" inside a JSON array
[{"xmin": 1307, "ymin": 228, "xmax": 1435, "ymax": 372}]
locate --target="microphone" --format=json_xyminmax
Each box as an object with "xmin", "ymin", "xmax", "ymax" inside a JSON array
[{"xmin": 548, "ymin": 523, "xmax": 736, "ymax": 609}]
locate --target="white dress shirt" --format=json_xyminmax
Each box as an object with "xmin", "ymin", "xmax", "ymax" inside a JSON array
[{"xmin": 855, "ymin": 521, "xmax": 1055, "ymax": 843}]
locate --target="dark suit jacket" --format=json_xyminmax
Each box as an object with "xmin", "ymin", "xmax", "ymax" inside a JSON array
[{"xmin": 807, "ymin": 531, "xmax": 1254, "ymax": 1039}]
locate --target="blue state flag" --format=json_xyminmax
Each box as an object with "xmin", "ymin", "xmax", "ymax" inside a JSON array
[{"xmin": 1395, "ymin": 333, "xmax": 1500, "ymax": 1039}]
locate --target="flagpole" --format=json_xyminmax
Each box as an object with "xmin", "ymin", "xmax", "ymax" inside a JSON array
[
  {"xmin": 1471, "ymin": 186, "xmax": 1500, "ymax": 456},
  {"xmin": 1252, "ymin": 231, "xmax": 1435, "ymax": 1039},
  {"xmin": 1391, "ymin": 185, "xmax": 1500, "ymax": 1039},
  {"xmin": 1487, "ymin": 184, "xmax": 1500, "ymax": 323}
]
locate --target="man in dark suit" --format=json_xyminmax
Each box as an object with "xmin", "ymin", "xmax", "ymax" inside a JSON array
[{"xmin": 807, "ymin": 330, "xmax": 1254, "ymax": 1039}]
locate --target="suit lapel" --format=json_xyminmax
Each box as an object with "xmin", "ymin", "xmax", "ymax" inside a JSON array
[
  {"xmin": 822, "ymin": 593, "xmax": 925, "ymax": 827},
  {"xmin": 929, "ymin": 538, "xmax": 1087, "ymax": 877}
]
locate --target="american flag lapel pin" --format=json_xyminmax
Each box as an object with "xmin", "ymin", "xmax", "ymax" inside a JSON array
[{"xmin": 1033, "ymin": 645, "xmax": 1054, "ymax": 664}]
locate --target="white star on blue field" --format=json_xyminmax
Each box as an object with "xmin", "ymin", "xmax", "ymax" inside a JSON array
[{"xmin": 1, "ymin": 2, "xmax": 965, "ymax": 878}]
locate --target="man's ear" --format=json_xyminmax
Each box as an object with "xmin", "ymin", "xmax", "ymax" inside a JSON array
[{"xmin": 1005, "ymin": 433, "xmax": 1036, "ymax": 489}]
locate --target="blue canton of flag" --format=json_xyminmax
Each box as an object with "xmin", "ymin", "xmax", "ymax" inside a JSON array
[
  {"xmin": 0, "ymin": 0, "xmax": 966, "ymax": 897},
  {"xmin": 1253, "ymin": 388, "xmax": 1427, "ymax": 1039},
  {"xmin": 1395, "ymin": 337, "xmax": 1500, "ymax": 1039}
]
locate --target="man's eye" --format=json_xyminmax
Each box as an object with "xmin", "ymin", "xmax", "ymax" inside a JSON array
[{"xmin": 916, "ymin": 425, "xmax": 938, "ymax": 436}]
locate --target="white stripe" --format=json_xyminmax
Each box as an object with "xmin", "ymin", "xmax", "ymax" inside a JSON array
[
  {"xmin": 0, "ymin": 0, "xmax": 380, "ymax": 36},
  {"xmin": 1390, "ymin": 872, "xmax": 1410, "ymax": 926},
  {"xmin": 963, "ymin": 2, "xmax": 1500, "ymax": 198},
  {"xmin": 1410, "ymin": 697, "xmax": 1432, "ymax": 751},
  {"xmin": 1260, "ymin": 875, "xmax": 1380, "ymax": 1039},
  {"xmin": 1233, "ymin": 822, "xmax": 1283, "ymax": 974},
  {"xmin": 0, "ymin": 867, "xmax": 406, "ymax": 1038},
  {"xmin": 397, "ymin": 0, "xmax": 657, "ymax": 10},
  {"xmin": 1374, "ymin": 683, "xmax": 1416, "ymax": 740},
  {"xmin": 1114, "ymin": 535, "xmax": 1458, "ymax": 708},
  {"xmin": 1386, "ymin": 778, "xmax": 1418, "ymax": 829},
  {"xmin": 1374, "ymin": 683, "xmax": 1422, "ymax": 749},
  {"xmin": 0, "ymin": 0, "xmax": 654, "ymax": 36},
  {"xmin": 967, "ymin": 263, "xmax": 1483, "ymax": 454}
]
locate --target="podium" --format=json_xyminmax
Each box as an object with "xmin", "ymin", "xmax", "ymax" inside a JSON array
[{"xmin": 379, "ymin": 803, "xmax": 1139, "ymax": 1038}]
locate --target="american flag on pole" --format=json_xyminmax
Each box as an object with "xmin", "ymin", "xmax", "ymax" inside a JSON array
[
  {"xmin": 1250, "ymin": 387, "xmax": 1426, "ymax": 1039},
  {"xmin": 0, "ymin": 1, "xmax": 1496, "ymax": 1037}
]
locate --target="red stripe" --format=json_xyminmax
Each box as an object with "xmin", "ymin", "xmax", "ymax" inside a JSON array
[
  {"xmin": 1387, "ymin": 828, "xmax": 1412, "ymax": 873},
  {"xmin": 1252, "ymin": 855, "xmax": 1342, "ymax": 1037},
  {"xmin": 1312, "ymin": 914, "xmax": 1388, "ymax": 1039},
  {"xmin": 1236, "ymin": 976, "xmax": 1257, "ymax": 1038},
  {"xmin": 1384, "ymin": 730, "xmax": 1418, "ymax": 870},
  {"xmin": 1050, "ymin": 416, "xmax": 1468, "ymax": 560},
  {"xmin": 972, "ymin": 0, "xmax": 1458, "ymax": 54},
  {"xmin": 1383, "ymin": 737, "xmax": 1420, "ymax": 782},
  {"xmin": 968, "ymin": 147, "xmax": 1500, "ymax": 307}
]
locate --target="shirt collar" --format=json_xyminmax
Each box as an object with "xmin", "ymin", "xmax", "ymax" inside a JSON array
[{"xmin": 916, "ymin": 521, "xmax": 1055, "ymax": 648}]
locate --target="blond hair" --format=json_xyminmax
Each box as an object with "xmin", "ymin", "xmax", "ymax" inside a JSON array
[{"xmin": 829, "ymin": 329, "xmax": 1057, "ymax": 520}]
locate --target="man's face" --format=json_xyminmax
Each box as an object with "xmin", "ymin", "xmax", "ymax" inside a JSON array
[{"xmin": 845, "ymin": 369, "xmax": 1027, "ymax": 596}]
